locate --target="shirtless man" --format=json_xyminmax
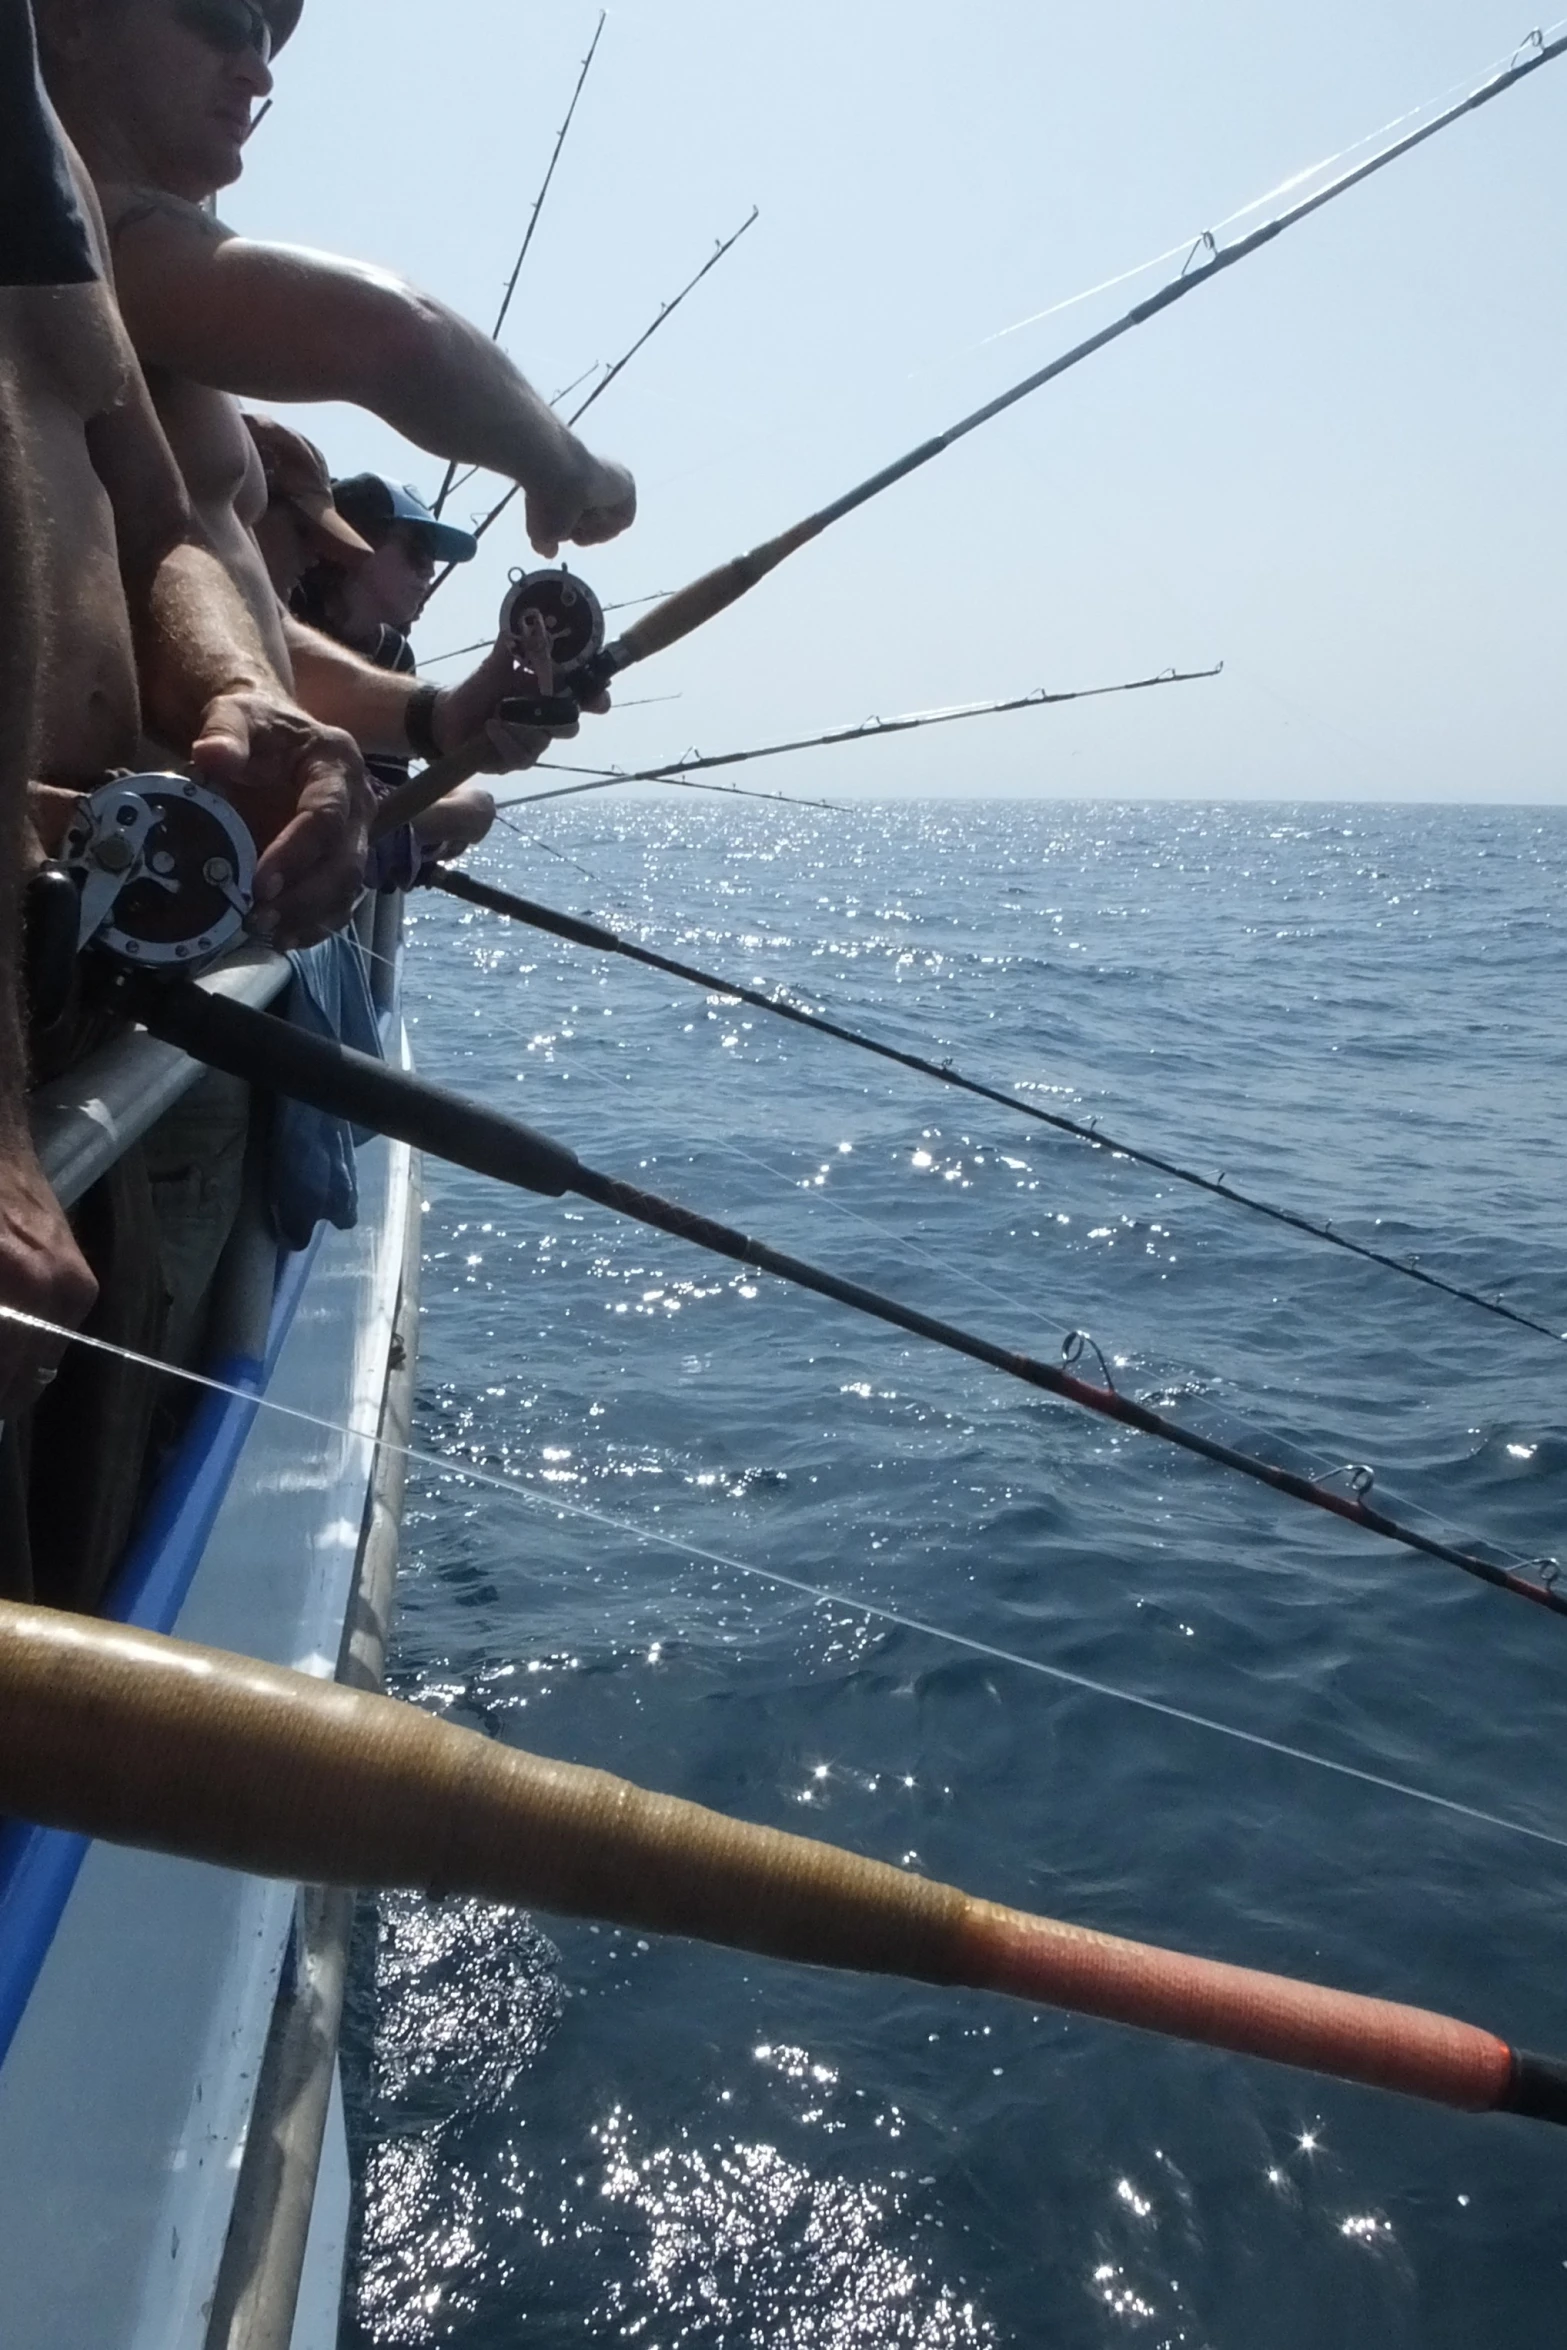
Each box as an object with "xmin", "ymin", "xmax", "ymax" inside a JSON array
[
  {"xmin": 0, "ymin": 0, "xmax": 386, "ymax": 1598},
  {"xmin": 0, "ymin": 0, "xmax": 99, "ymax": 1423},
  {"xmin": 0, "ymin": 381, "xmax": 97, "ymax": 1421},
  {"xmin": 6, "ymin": 3, "xmax": 372, "ymax": 950},
  {"xmin": 37, "ymin": 0, "xmax": 636, "ymax": 778}
]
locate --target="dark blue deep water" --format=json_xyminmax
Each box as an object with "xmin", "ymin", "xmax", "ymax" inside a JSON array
[{"xmin": 341, "ymin": 800, "xmax": 1567, "ymax": 2348}]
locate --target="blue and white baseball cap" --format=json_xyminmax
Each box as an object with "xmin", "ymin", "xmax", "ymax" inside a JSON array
[{"xmin": 330, "ymin": 474, "xmax": 478, "ymax": 564}]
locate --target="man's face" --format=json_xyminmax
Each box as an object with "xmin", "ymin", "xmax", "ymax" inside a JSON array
[
  {"xmin": 68, "ymin": 0, "xmax": 275, "ymax": 199},
  {"xmin": 350, "ymin": 525, "xmax": 438, "ymax": 634}
]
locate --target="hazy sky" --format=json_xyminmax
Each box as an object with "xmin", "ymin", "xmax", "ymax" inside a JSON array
[{"xmin": 239, "ymin": 3, "xmax": 1567, "ymax": 801}]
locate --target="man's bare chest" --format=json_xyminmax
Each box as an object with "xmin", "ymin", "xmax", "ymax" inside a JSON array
[{"xmin": 143, "ymin": 366, "xmax": 265, "ymax": 530}]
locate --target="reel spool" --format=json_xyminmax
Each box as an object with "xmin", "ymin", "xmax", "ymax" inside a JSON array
[
  {"xmin": 499, "ymin": 566, "xmax": 605, "ymax": 684},
  {"xmin": 64, "ymin": 774, "xmax": 257, "ymax": 974}
]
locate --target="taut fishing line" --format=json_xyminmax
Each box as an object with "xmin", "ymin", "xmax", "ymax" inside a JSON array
[
  {"xmin": 925, "ymin": 21, "xmax": 1567, "ymax": 367},
  {"xmin": 2, "ymin": 1302, "xmax": 1564, "ymax": 1859},
  {"xmin": 488, "ymin": 809, "xmax": 606, "ymax": 884}
]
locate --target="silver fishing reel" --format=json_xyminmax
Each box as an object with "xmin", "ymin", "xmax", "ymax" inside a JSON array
[
  {"xmin": 500, "ymin": 565, "xmax": 605, "ymax": 683},
  {"xmin": 63, "ymin": 773, "xmax": 256, "ymax": 973}
]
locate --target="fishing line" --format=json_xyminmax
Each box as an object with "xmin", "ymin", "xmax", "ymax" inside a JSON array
[
  {"xmin": 972, "ymin": 52, "xmax": 1510, "ymax": 351},
  {"xmin": 1, "ymin": 1305, "xmax": 1561, "ymax": 1857},
  {"xmin": 487, "ymin": 809, "xmax": 604, "ymax": 885},
  {"xmin": 908, "ymin": 19, "xmax": 1567, "ymax": 387},
  {"xmin": 429, "ymin": 866, "xmax": 1566, "ymax": 1345},
  {"xmin": 499, "ymin": 767, "xmax": 847, "ymax": 814}
]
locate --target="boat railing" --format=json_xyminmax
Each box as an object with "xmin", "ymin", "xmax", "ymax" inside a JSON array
[{"xmin": 29, "ymin": 941, "xmax": 292, "ymax": 1208}]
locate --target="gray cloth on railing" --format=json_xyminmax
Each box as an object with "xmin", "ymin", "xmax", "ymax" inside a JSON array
[{"xmin": 268, "ymin": 934, "xmax": 383, "ymax": 1250}]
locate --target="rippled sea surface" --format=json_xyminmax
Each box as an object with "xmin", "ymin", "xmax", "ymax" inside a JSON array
[{"xmin": 340, "ymin": 800, "xmax": 1567, "ymax": 2349}]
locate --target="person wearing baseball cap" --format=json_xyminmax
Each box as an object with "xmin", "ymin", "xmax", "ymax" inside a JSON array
[
  {"xmin": 245, "ymin": 415, "xmax": 372, "ymax": 604},
  {"xmin": 294, "ymin": 473, "xmax": 501, "ymax": 870},
  {"xmin": 331, "ymin": 475, "xmax": 479, "ymax": 571}
]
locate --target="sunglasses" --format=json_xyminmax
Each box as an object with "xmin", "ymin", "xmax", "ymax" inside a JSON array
[{"xmin": 171, "ymin": 0, "xmax": 272, "ymax": 63}]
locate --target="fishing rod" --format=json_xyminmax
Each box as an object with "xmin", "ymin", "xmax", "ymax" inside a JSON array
[
  {"xmin": 490, "ymin": 668, "xmax": 1221, "ymax": 810},
  {"xmin": 427, "ymin": 867, "xmax": 1563, "ymax": 1347},
  {"xmin": 127, "ymin": 976, "xmax": 1567, "ymax": 1619},
  {"xmin": 431, "ymin": 10, "xmax": 608, "ymax": 520},
  {"xmin": 373, "ymin": 655, "xmax": 1217, "ymax": 837},
  {"xmin": 382, "ymin": 705, "xmax": 855, "ymax": 843},
  {"xmin": 402, "ymin": 35, "xmax": 1567, "ymax": 823},
  {"xmin": 544, "ymin": 32, "xmax": 1567, "ymax": 703},
  {"xmin": 425, "ymin": 207, "xmax": 761, "ymax": 599},
  {"xmin": 5, "ymin": 1599, "xmax": 1566, "ymax": 2124}
]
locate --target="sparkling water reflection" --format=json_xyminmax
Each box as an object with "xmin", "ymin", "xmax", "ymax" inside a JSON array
[{"xmin": 342, "ymin": 802, "xmax": 1567, "ymax": 2346}]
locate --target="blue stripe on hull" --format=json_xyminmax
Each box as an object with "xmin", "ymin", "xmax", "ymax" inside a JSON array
[{"xmin": 0, "ymin": 1229, "xmax": 323, "ymax": 2067}]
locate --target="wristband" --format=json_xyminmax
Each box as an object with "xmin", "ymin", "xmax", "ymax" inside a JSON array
[{"xmin": 404, "ymin": 681, "xmax": 442, "ymax": 761}]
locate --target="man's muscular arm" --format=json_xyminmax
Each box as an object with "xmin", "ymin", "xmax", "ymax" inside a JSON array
[
  {"xmin": 57, "ymin": 152, "xmax": 372, "ymax": 951},
  {"xmin": 284, "ymin": 618, "xmax": 582, "ymax": 774},
  {"xmin": 105, "ymin": 191, "xmax": 635, "ymax": 558},
  {"xmin": 0, "ymin": 382, "xmax": 96, "ymax": 1411},
  {"xmin": 138, "ymin": 548, "xmax": 372, "ymax": 952},
  {"xmin": 73, "ymin": 269, "xmax": 371, "ymax": 951}
]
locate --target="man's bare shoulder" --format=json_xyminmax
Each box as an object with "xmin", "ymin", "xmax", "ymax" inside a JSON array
[{"xmin": 98, "ymin": 180, "xmax": 235, "ymax": 252}]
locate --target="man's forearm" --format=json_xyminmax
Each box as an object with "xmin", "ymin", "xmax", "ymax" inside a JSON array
[
  {"xmin": 101, "ymin": 209, "xmax": 631, "ymax": 550},
  {"xmin": 283, "ymin": 618, "xmax": 417, "ymax": 757},
  {"xmin": 133, "ymin": 538, "xmax": 282, "ymax": 751},
  {"xmin": 348, "ymin": 291, "xmax": 587, "ymax": 491}
]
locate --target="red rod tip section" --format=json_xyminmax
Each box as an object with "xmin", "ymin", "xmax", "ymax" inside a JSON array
[{"xmin": 957, "ymin": 1899, "xmax": 1517, "ymax": 2116}]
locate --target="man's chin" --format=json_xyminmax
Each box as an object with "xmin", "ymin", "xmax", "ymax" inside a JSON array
[
  {"xmin": 158, "ymin": 136, "xmax": 245, "ymax": 202},
  {"xmin": 203, "ymin": 122, "xmax": 250, "ymax": 189}
]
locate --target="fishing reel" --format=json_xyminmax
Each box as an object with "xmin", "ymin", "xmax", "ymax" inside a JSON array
[
  {"xmin": 500, "ymin": 565, "xmax": 605, "ymax": 685},
  {"xmin": 493, "ymin": 565, "xmax": 611, "ymax": 732},
  {"xmin": 63, "ymin": 773, "xmax": 256, "ymax": 975}
]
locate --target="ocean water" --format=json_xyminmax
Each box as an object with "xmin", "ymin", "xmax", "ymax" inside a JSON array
[{"xmin": 339, "ymin": 799, "xmax": 1567, "ymax": 2349}]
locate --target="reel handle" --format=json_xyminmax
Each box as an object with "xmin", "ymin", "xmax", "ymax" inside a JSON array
[
  {"xmin": 23, "ymin": 864, "xmax": 82, "ymax": 1034},
  {"xmin": 494, "ymin": 693, "xmax": 582, "ymax": 731}
]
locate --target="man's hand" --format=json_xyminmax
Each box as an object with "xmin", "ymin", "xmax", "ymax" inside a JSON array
[
  {"xmin": 431, "ymin": 631, "xmax": 607, "ymax": 778},
  {"xmin": 524, "ymin": 446, "xmax": 636, "ymax": 560},
  {"xmin": 413, "ymin": 783, "xmax": 496, "ymax": 862},
  {"xmin": 191, "ymin": 690, "xmax": 372, "ymax": 951},
  {"xmin": 0, "ymin": 1135, "xmax": 97, "ymax": 1419}
]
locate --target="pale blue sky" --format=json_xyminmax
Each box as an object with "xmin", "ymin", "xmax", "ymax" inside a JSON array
[{"xmin": 239, "ymin": 3, "xmax": 1567, "ymax": 801}]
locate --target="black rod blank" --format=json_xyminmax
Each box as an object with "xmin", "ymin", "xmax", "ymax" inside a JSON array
[{"xmin": 130, "ymin": 977, "xmax": 1567, "ymax": 1620}]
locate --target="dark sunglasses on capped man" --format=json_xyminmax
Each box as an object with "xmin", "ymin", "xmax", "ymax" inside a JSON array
[{"xmin": 172, "ymin": 0, "xmax": 273, "ymax": 62}]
